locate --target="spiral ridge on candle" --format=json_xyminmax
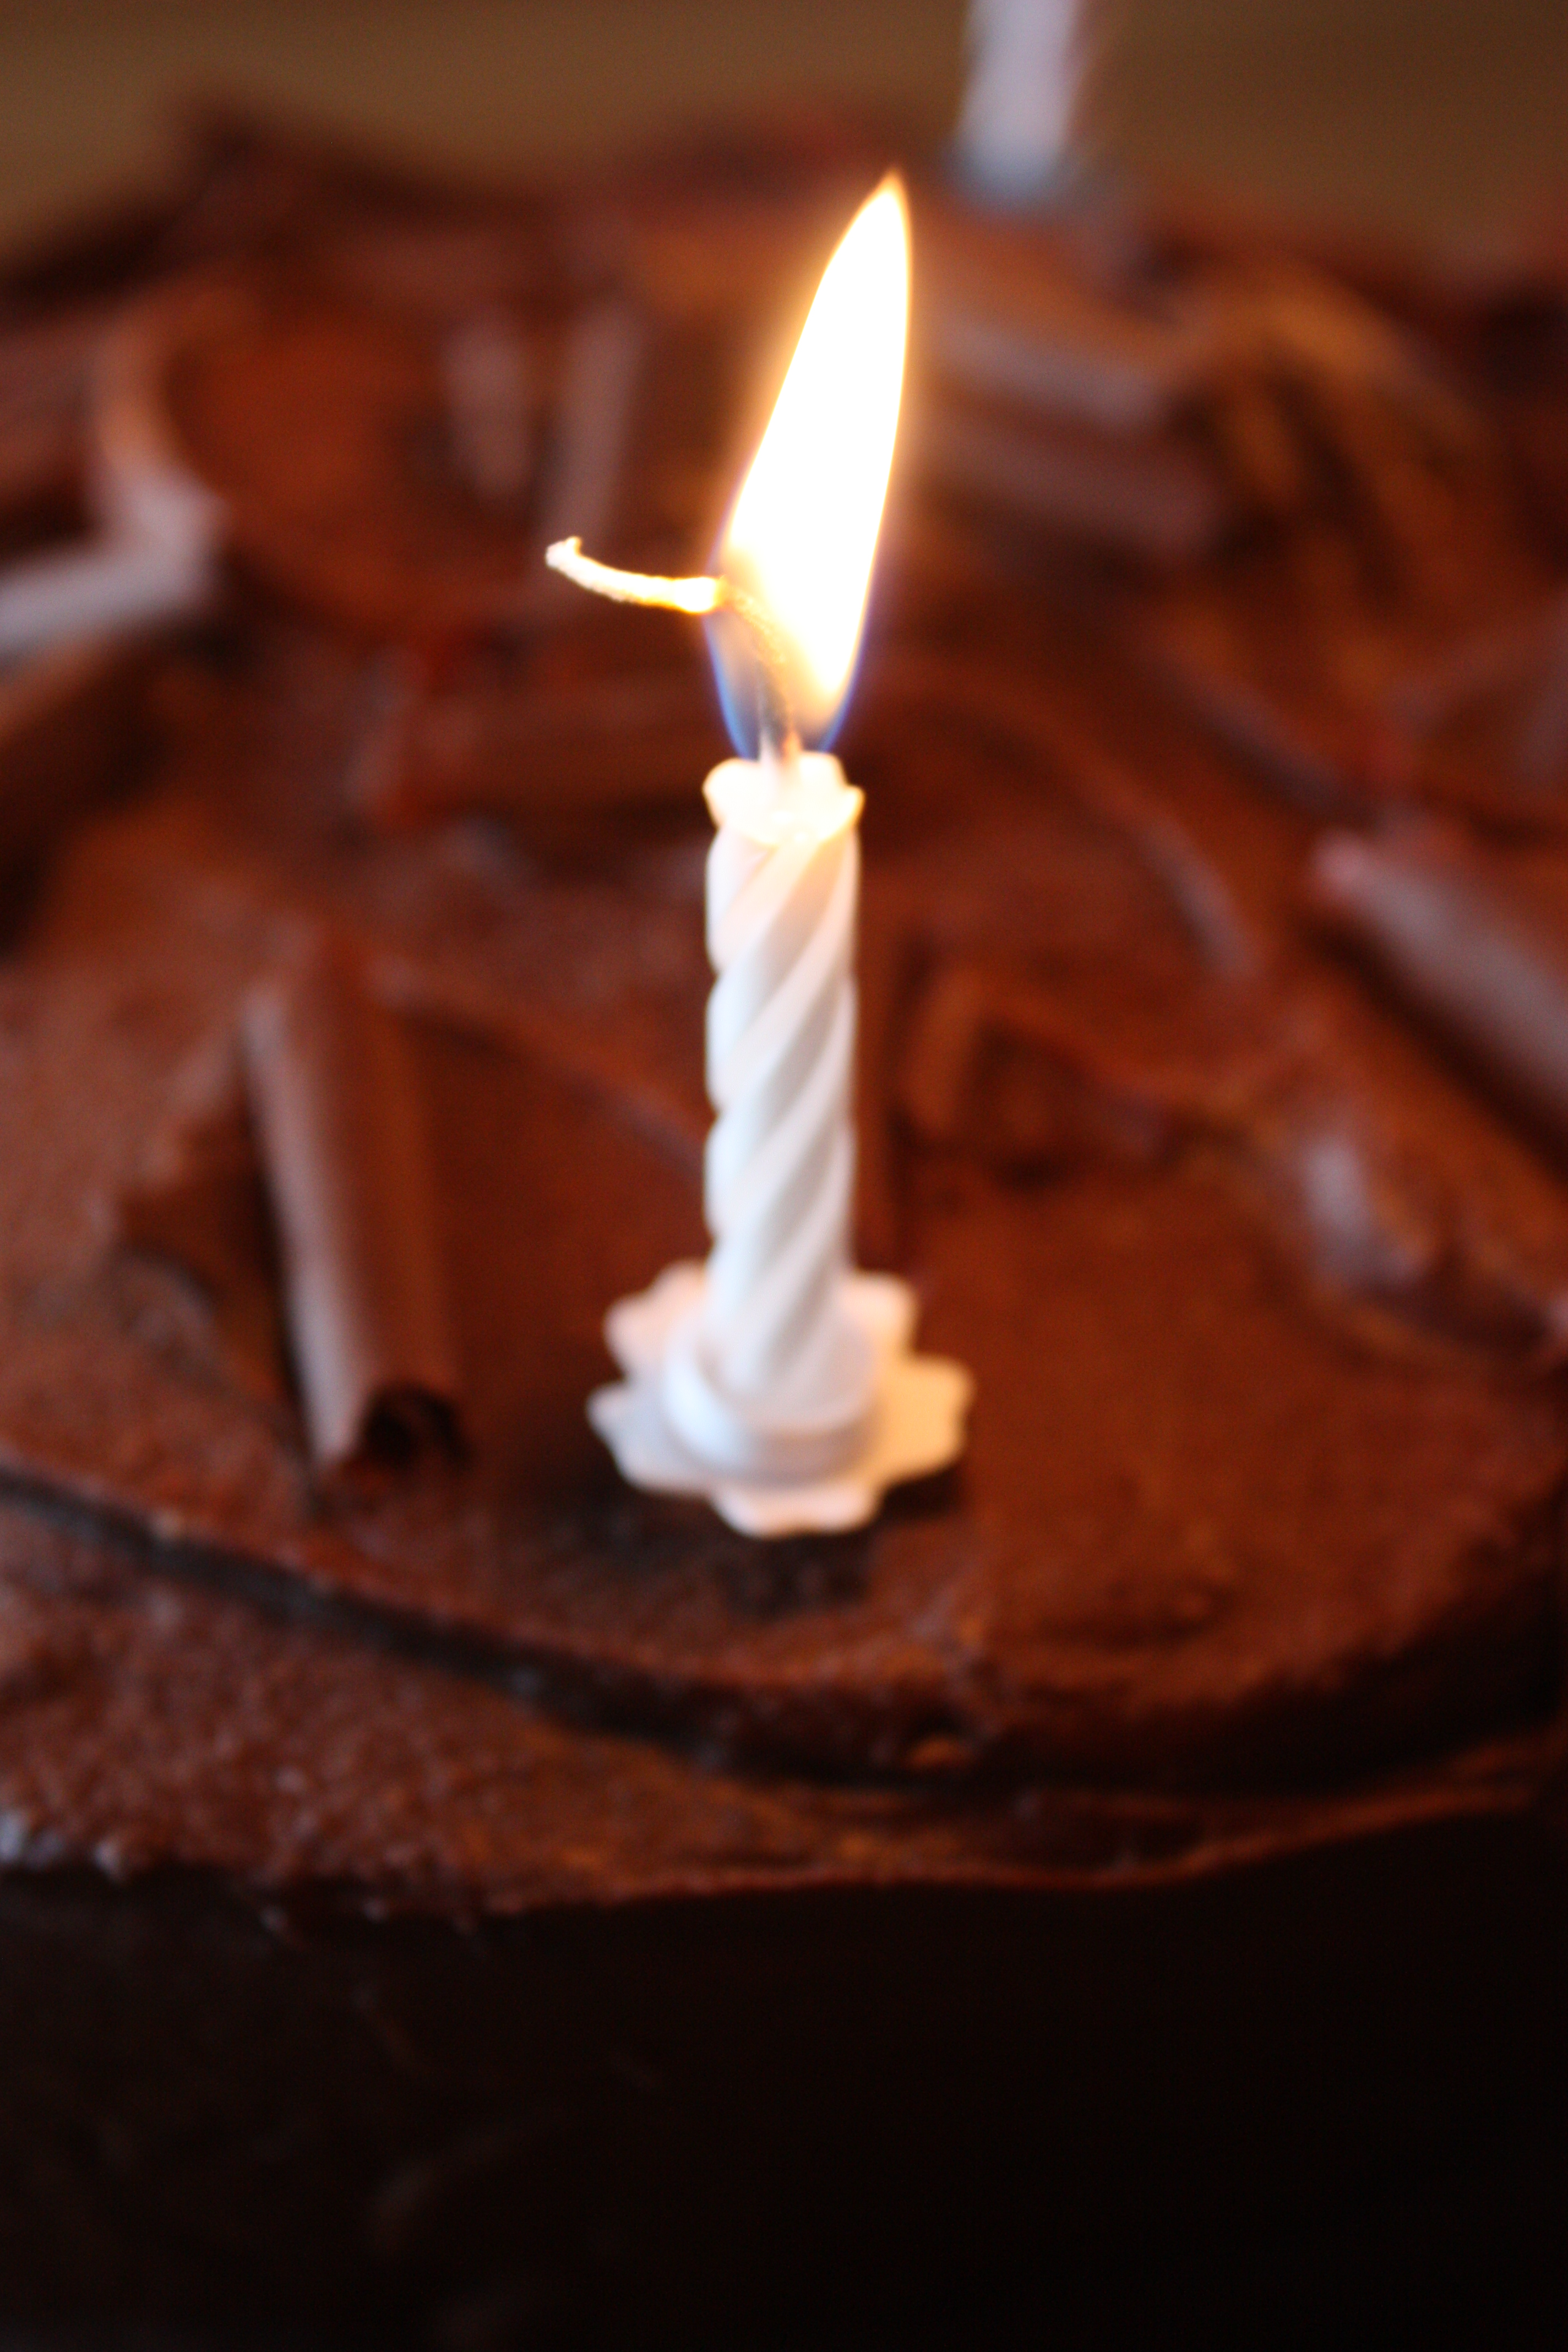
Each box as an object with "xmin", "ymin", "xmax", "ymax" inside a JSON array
[{"xmin": 700, "ymin": 812, "xmax": 862, "ymax": 1408}]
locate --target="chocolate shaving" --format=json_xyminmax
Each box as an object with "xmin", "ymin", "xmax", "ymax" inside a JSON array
[
  {"xmin": 843, "ymin": 651, "xmax": 1267, "ymax": 1224},
  {"xmin": 372, "ymin": 955, "xmax": 704, "ymax": 1172},
  {"xmin": 1306, "ymin": 825, "xmax": 1568, "ymax": 1163},
  {"xmin": 524, "ymin": 302, "xmax": 645, "ymax": 620},
  {"xmin": 1382, "ymin": 601, "xmax": 1564, "ymax": 739},
  {"xmin": 919, "ymin": 210, "xmax": 1207, "ymax": 434},
  {"xmin": 886, "ymin": 945, "xmax": 1567, "ymax": 1369},
  {"xmin": 1227, "ymin": 1092, "xmax": 1568, "ymax": 1368},
  {"xmin": 1205, "ymin": 363, "xmax": 1311, "ymax": 521},
  {"xmin": 920, "ymin": 402, "xmax": 1227, "ymax": 567},
  {"xmin": 859, "ymin": 650, "xmax": 1261, "ymax": 977},
  {"xmin": 0, "ymin": 306, "xmax": 100, "ymax": 524},
  {"xmin": 930, "ymin": 306, "xmax": 1173, "ymax": 435},
  {"xmin": 342, "ymin": 650, "xmax": 422, "ymax": 823},
  {"xmin": 895, "ymin": 958, "xmax": 1180, "ymax": 1170},
  {"xmin": 918, "ymin": 225, "xmax": 1488, "ymax": 599},
  {"xmin": 355, "ymin": 658, "xmax": 720, "ymax": 830},
  {"xmin": 841, "ymin": 658, "xmax": 1567, "ymax": 1368},
  {"xmin": 115, "ymin": 1034, "xmax": 286, "ymax": 1407},
  {"xmin": 1517, "ymin": 603, "xmax": 1568, "ymax": 792},
  {"xmin": 1196, "ymin": 264, "xmax": 1486, "ymax": 602},
  {"xmin": 121, "ymin": 945, "xmax": 698, "ymax": 1457},
  {"xmin": 242, "ymin": 932, "xmax": 461, "ymax": 1480},
  {"xmin": 1248, "ymin": 268, "xmax": 1480, "ymax": 467},
  {"xmin": 1145, "ymin": 624, "xmax": 1374, "ymax": 816},
  {"xmin": 1379, "ymin": 597, "xmax": 1568, "ymax": 808},
  {"xmin": 443, "ymin": 309, "xmax": 535, "ymax": 504},
  {"xmin": 1302, "ymin": 363, "xmax": 1465, "ymax": 608},
  {"xmin": 0, "ymin": 634, "xmax": 147, "ymax": 894}
]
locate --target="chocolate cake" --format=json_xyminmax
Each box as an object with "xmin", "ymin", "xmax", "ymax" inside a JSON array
[{"xmin": 0, "ymin": 111, "xmax": 1566, "ymax": 2344}]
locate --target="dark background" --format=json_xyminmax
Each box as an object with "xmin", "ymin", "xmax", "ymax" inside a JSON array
[{"xmin": 0, "ymin": 0, "xmax": 1564, "ymax": 252}]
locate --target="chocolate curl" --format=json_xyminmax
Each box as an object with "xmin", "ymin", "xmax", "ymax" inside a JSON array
[
  {"xmin": 0, "ymin": 634, "xmax": 148, "ymax": 888},
  {"xmin": 1304, "ymin": 363, "xmax": 1466, "ymax": 609},
  {"xmin": 116, "ymin": 1035, "xmax": 286, "ymax": 1409},
  {"xmin": 353, "ymin": 658, "xmax": 720, "ymax": 830},
  {"xmin": 1235, "ymin": 1109, "xmax": 1567, "ymax": 1369},
  {"xmin": 920, "ymin": 403, "xmax": 1225, "ymax": 567},
  {"xmin": 442, "ymin": 309, "xmax": 535, "ymax": 503},
  {"xmin": 523, "ymin": 303, "xmax": 645, "ymax": 620},
  {"xmin": 0, "ymin": 307, "xmax": 101, "ymax": 522},
  {"xmin": 1517, "ymin": 605, "xmax": 1568, "ymax": 794},
  {"xmin": 242, "ymin": 935, "xmax": 461, "ymax": 1478},
  {"xmin": 1189, "ymin": 261, "xmax": 1485, "ymax": 607},
  {"xmin": 891, "ymin": 945, "xmax": 1293, "ymax": 1175},
  {"xmin": 1205, "ymin": 363, "xmax": 1311, "ymax": 522},
  {"xmin": 1383, "ymin": 602, "xmax": 1563, "ymax": 739},
  {"xmin": 1306, "ymin": 827, "xmax": 1568, "ymax": 1161},
  {"xmin": 1145, "ymin": 624, "xmax": 1374, "ymax": 818},
  {"xmin": 862, "ymin": 648, "xmax": 1260, "ymax": 977},
  {"xmin": 919, "ymin": 208, "xmax": 1206, "ymax": 434},
  {"xmin": 373, "ymin": 954, "xmax": 705, "ymax": 1172},
  {"xmin": 1375, "ymin": 597, "xmax": 1568, "ymax": 814}
]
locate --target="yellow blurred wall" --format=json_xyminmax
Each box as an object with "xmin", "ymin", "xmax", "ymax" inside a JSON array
[{"xmin": 0, "ymin": 0, "xmax": 1561, "ymax": 251}]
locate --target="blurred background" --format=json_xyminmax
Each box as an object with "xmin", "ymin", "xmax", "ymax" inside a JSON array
[{"xmin": 0, "ymin": 0, "xmax": 1564, "ymax": 256}]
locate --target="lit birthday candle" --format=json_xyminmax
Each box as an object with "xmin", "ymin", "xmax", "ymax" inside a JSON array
[{"xmin": 548, "ymin": 176, "xmax": 971, "ymax": 1538}]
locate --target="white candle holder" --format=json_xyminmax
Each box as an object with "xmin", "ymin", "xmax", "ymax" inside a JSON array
[{"xmin": 590, "ymin": 1261, "xmax": 972, "ymax": 1539}]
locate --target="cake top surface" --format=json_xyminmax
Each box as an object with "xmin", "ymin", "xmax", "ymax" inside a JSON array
[{"xmin": 1, "ymin": 115, "xmax": 1567, "ymax": 1908}]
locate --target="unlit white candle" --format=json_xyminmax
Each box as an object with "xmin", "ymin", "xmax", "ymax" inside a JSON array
[{"xmin": 957, "ymin": 0, "xmax": 1090, "ymax": 198}]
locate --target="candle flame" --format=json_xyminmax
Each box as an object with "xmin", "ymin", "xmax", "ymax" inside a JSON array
[{"xmin": 713, "ymin": 174, "xmax": 911, "ymax": 751}]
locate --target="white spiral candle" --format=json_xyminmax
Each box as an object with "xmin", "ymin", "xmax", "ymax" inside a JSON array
[{"xmin": 661, "ymin": 750, "xmax": 876, "ymax": 1482}]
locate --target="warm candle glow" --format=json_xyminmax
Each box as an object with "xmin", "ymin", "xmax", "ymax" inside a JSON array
[
  {"xmin": 716, "ymin": 175, "xmax": 911, "ymax": 747},
  {"xmin": 549, "ymin": 176, "xmax": 969, "ymax": 1528}
]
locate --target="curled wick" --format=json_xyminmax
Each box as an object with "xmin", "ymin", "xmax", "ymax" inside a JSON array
[{"xmin": 546, "ymin": 536, "xmax": 799, "ymax": 759}]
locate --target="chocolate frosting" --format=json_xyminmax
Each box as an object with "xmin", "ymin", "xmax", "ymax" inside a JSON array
[
  {"xmin": 0, "ymin": 122, "xmax": 1565, "ymax": 1890},
  {"xmin": 0, "ymin": 630, "xmax": 1558, "ymax": 1798}
]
